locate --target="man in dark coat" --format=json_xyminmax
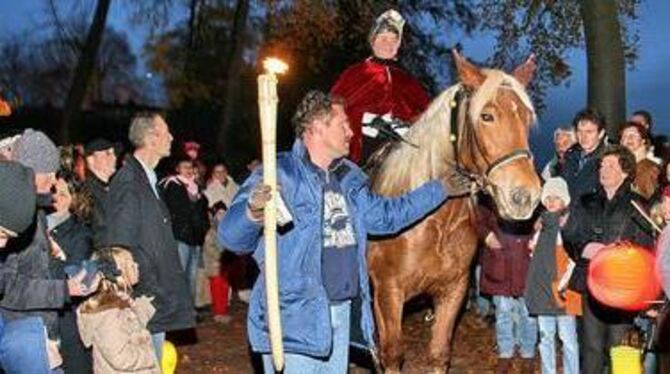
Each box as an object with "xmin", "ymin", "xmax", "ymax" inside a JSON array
[
  {"xmin": 105, "ymin": 112, "xmax": 195, "ymax": 361},
  {"xmin": 560, "ymin": 108, "xmax": 607, "ymax": 203},
  {"xmin": 563, "ymin": 145, "xmax": 654, "ymax": 374},
  {"xmin": 83, "ymin": 138, "xmax": 117, "ymax": 247}
]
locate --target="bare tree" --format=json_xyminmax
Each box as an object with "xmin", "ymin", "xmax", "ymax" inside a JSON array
[
  {"xmin": 59, "ymin": 0, "xmax": 112, "ymax": 143},
  {"xmin": 581, "ymin": 0, "xmax": 626, "ymax": 135},
  {"xmin": 216, "ymin": 0, "xmax": 251, "ymax": 154}
]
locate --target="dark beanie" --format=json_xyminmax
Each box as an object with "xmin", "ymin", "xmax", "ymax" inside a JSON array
[
  {"xmin": 11, "ymin": 129, "xmax": 59, "ymax": 173},
  {"xmin": 0, "ymin": 161, "xmax": 36, "ymax": 235}
]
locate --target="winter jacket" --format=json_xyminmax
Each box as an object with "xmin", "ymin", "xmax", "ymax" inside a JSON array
[
  {"xmin": 560, "ymin": 142, "xmax": 605, "ymax": 203},
  {"xmin": 202, "ymin": 228, "xmax": 222, "ymax": 278},
  {"xmin": 50, "ymin": 215, "xmax": 93, "ymax": 267},
  {"xmin": 477, "ymin": 206, "xmax": 534, "ymax": 297},
  {"xmin": 77, "ymin": 296, "xmax": 160, "ymax": 374},
  {"xmin": 0, "ymin": 209, "xmax": 69, "ymax": 339},
  {"xmin": 562, "ymin": 184, "xmax": 654, "ymax": 294},
  {"xmin": 84, "ymin": 172, "xmax": 111, "ymax": 247},
  {"xmin": 50, "ymin": 215, "xmax": 94, "ymax": 374},
  {"xmin": 160, "ymin": 177, "xmax": 209, "ymax": 246},
  {"xmin": 203, "ymin": 177, "xmax": 239, "ymax": 208},
  {"xmin": 104, "ymin": 156, "xmax": 195, "ymax": 333},
  {"xmin": 524, "ymin": 211, "xmax": 582, "ymax": 316},
  {"xmin": 218, "ymin": 140, "xmax": 447, "ymax": 357}
]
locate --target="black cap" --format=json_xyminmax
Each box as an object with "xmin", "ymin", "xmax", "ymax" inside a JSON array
[{"xmin": 84, "ymin": 138, "xmax": 117, "ymax": 156}]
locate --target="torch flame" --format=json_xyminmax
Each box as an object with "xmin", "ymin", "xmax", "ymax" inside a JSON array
[{"xmin": 263, "ymin": 58, "xmax": 288, "ymax": 75}]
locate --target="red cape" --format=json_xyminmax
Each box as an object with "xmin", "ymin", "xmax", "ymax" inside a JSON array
[{"xmin": 331, "ymin": 57, "xmax": 430, "ymax": 163}]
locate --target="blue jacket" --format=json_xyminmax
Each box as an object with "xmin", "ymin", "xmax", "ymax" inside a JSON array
[{"xmin": 218, "ymin": 140, "xmax": 447, "ymax": 357}]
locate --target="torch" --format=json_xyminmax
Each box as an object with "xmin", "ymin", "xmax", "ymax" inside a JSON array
[{"xmin": 257, "ymin": 57, "xmax": 288, "ymax": 371}]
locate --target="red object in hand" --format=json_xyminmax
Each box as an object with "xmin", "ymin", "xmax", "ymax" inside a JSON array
[{"xmin": 588, "ymin": 242, "xmax": 661, "ymax": 311}]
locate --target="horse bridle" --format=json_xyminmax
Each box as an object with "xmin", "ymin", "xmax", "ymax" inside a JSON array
[{"xmin": 448, "ymin": 86, "xmax": 533, "ymax": 190}]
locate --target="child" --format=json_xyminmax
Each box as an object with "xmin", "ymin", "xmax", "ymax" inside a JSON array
[
  {"xmin": 478, "ymin": 197, "xmax": 537, "ymax": 374},
  {"xmin": 202, "ymin": 202, "xmax": 232, "ymax": 323},
  {"xmin": 524, "ymin": 177, "xmax": 581, "ymax": 374},
  {"xmin": 77, "ymin": 247, "xmax": 160, "ymax": 374}
]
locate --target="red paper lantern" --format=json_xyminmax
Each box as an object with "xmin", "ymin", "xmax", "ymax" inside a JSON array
[{"xmin": 588, "ymin": 242, "xmax": 661, "ymax": 311}]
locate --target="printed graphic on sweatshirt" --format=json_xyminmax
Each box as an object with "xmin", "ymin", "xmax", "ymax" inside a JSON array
[{"xmin": 323, "ymin": 190, "xmax": 356, "ymax": 249}]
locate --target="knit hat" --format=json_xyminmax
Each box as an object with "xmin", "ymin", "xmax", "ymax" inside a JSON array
[
  {"xmin": 541, "ymin": 177, "xmax": 570, "ymax": 206},
  {"xmin": 0, "ymin": 161, "xmax": 36, "ymax": 236},
  {"xmin": 11, "ymin": 129, "xmax": 59, "ymax": 173},
  {"xmin": 369, "ymin": 9, "xmax": 405, "ymax": 44}
]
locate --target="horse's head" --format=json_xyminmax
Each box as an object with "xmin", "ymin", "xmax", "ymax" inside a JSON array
[{"xmin": 453, "ymin": 50, "xmax": 541, "ymax": 220}]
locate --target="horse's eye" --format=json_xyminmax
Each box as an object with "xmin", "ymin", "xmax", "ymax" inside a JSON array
[{"xmin": 481, "ymin": 113, "xmax": 495, "ymax": 123}]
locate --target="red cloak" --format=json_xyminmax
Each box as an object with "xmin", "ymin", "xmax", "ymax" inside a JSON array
[{"xmin": 331, "ymin": 57, "xmax": 430, "ymax": 164}]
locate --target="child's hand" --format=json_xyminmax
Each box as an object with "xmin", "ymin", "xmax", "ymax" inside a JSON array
[
  {"xmin": 485, "ymin": 233, "xmax": 503, "ymax": 249},
  {"xmin": 67, "ymin": 270, "xmax": 89, "ymax": 296}
]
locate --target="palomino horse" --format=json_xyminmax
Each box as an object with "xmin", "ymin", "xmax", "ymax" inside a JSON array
[{"xmin": 367, "ymin": 51, "xmax": 541, "ymax": 373}]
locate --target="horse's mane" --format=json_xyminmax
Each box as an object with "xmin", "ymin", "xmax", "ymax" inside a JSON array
[{"xmin": 372, "ymin": 69, "xmax": 535, "ymax": 196}]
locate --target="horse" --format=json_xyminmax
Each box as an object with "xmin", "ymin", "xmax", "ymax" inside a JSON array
[{"xmin": 367, "ymin": 50, "xmax": 542, "ymax": 373}]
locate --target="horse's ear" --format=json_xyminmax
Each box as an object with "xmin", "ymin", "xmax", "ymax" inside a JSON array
[
  {"xmin": 511, "ymin": 54, "xmax": 536, "ymax": 87},
  {"xmin": 452, "ymin": 49, "xmax": 485, "ymax": 89}
]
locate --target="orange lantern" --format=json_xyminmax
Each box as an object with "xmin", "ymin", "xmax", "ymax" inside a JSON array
[
  {"xmin": 0, "ymin": 97, "xmax": 10, "ymax": 117},
  {"xmin": 588, "ymin": 242, "xmax": 661, "ymax": 311}
]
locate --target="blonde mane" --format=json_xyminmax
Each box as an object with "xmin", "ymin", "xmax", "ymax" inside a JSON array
[{"xmin": 372, "ymin": 70, "xmax": 535, "ymax": 196}]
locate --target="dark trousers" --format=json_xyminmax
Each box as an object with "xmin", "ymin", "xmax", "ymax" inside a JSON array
[
  {"xmin": 59, "ymin": 309, "xmax": 92, "ymax": 374},
  {"xmin": 582, "ymin": 295, "xmax": 632, "ymax": 374}
]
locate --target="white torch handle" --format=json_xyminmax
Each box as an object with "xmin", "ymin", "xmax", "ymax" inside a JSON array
[{"xmin": 257, "ymin": 73, "xmax": 284, "ymax": 371}]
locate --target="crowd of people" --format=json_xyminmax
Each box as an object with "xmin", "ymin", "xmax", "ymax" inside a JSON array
[
  {"xmin": 0, "ymin": 113, "xmax": 257, "ymax": 373},
  {"xmin": 1, "ymin": 7, "xmax": 670, "ymax": 374},
  {"xmin": 474, "ymin": 108, "xmax": 670, "ymax": 374}
]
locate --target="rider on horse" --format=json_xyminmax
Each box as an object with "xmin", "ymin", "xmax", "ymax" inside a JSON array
[{"xmin": 331, "ymin": 9, "xmax": 430, "ymax": 165}]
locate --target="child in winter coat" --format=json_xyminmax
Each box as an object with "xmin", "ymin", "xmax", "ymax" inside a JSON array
[
  {"xmin": 524, "ymin": 177, "xmax": 581, "ymax": 374},
  {"xmin": 202, "ymin": 202, "xmax": 233, "ymax": 324},
  {"xmin": 77, "ymin": 247, "xmax": 160, "ymax": 374},
  {"xmin": 478, "ymin": 197, "xmax": 537, "ymax": 374}
]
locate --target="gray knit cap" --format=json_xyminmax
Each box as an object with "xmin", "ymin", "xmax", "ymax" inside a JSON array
[
  {"xmin": 11, "ymin": 129, "xmax": 59, "ymax": 173},
  {"xmin": 541, "ymin": 177, "xmax": 570, "ymax": 206},
  {"xmin": 0, "ymin": 161, "xmax": 36, "ymax": 236}
]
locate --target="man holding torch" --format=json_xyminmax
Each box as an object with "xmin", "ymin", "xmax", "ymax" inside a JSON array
[{"xmin": 219, "ymin": 90, "xmax": 468, "ymax": 373}]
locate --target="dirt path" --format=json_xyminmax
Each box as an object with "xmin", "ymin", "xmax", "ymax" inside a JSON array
[{"xmin": 176, "ymin": 300, "xmax": 538, "ymax": 373}]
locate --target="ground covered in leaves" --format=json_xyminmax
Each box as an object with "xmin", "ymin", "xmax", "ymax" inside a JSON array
[{"xmin": 175, "ymin": 300, "xmax": 540, "ymax": 373}]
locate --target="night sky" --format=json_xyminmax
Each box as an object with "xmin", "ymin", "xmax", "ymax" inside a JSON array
[{"xmin": 1, "ymin": 0, "xmax": 669, "ymax": 165}]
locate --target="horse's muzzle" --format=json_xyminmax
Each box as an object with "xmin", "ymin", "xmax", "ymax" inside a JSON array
[{"xmin": 493, "ymin": 185, "xmax": 539, "ymax": 221}]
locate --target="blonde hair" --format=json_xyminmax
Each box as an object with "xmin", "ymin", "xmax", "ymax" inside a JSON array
[{"xmin": 78, "ymin": 247, "xmax": 135, "ymax": 314}]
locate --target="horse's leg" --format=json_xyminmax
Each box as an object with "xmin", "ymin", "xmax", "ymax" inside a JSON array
[
  {"xmin": 428, "ymin": 275, "xmax": 470, "ymax": 373},
  {"xmin": 373, "ymin": 283, "xmax": 404, "ymax": 374}
]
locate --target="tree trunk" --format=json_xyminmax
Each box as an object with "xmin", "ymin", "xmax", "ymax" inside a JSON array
[
  {"xmin": 59, "ymin": 0, "xmax": 112, "ymax": 143},
  {"xmin": 580, "ymin": 0, "xmax": 626, "ymax": 138},
  {"xmin": 216, "ymin": 0, "xmax": 250, "ymax": 155}
]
